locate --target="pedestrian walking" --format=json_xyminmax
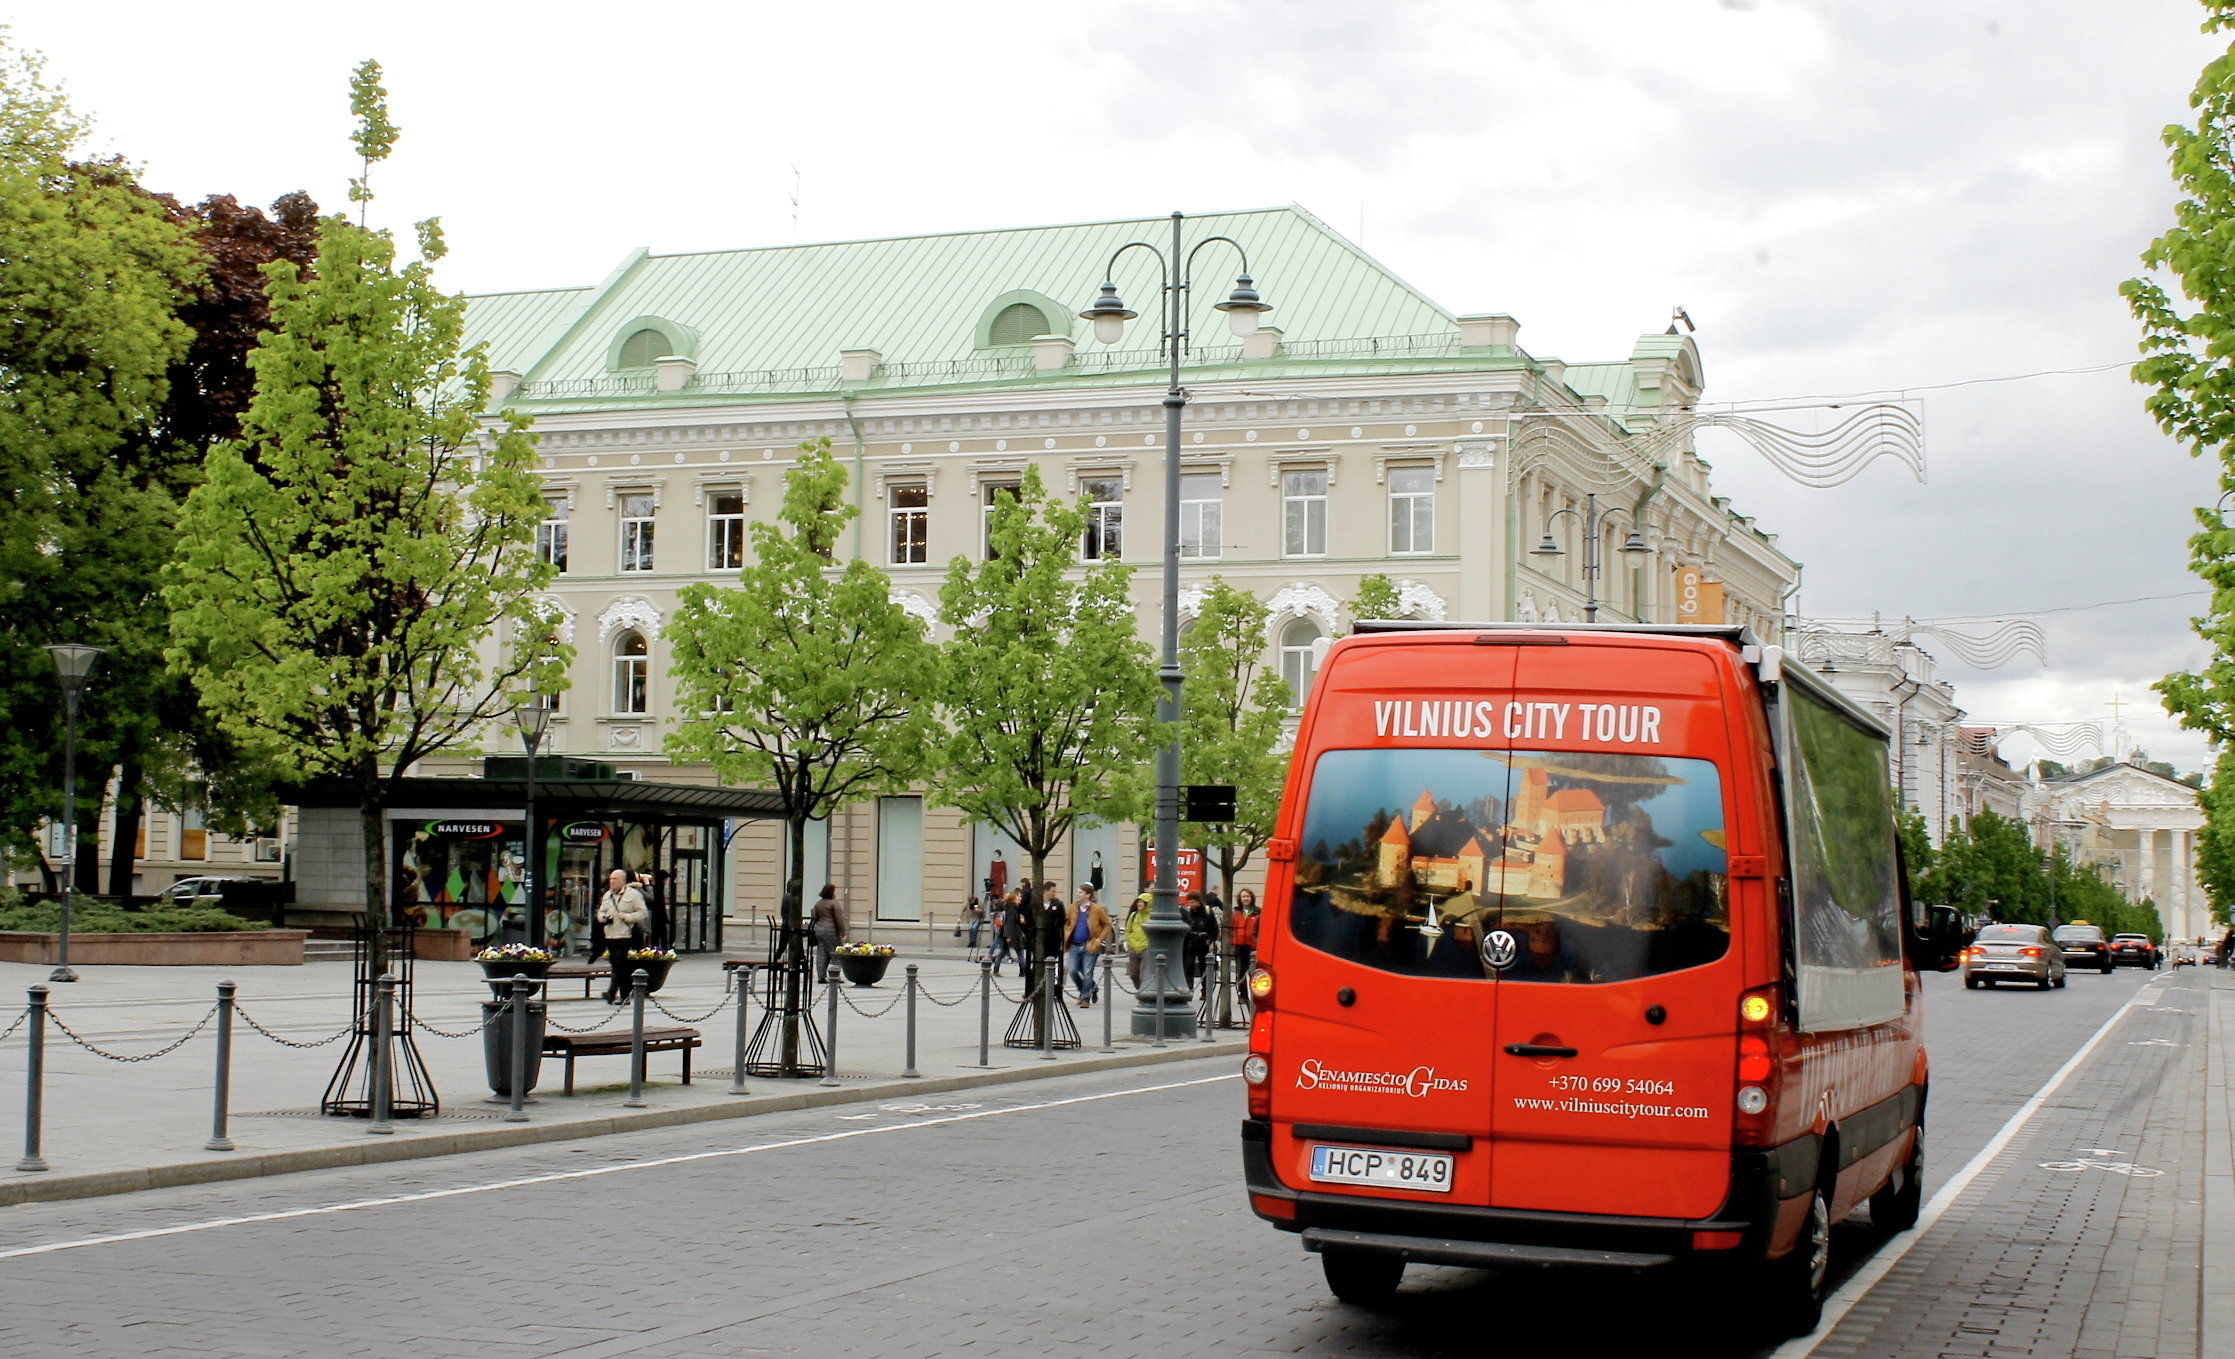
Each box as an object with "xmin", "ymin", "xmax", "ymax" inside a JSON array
[
  {"xmin": 1063, "ymin": 884, "xmax": 1111, "ymax": 1007},
  {"xmin": 1124, "ymin": 891, "xmax": 1152, "ymax": 988},
  {"xmin": 810, "ymin": 884, "xmax": 849, "ymax": 977},
  {"xmin": 963, "ymin": 895, "xmax": 986, "ymax": 953},
  {"xmin": 592, "ymin": 869, "xmax": 650, "ymax": 1003},
  {"xmin": 998, "ymin": 889, "xmax": 1030, "ymax": 976},
  {"xmin": 1232, "ymin": 887, "xmax": 1260, "ymax": 1014}
]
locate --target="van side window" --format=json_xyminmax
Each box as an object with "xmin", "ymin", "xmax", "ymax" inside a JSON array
[
  {"xmin": 1783, "ymin": 683, "xmax": 1906, "ymax": 1029},
  {"xmin": 1286, "ymin": 747, "xmax": 1730, "ymax": 983}
]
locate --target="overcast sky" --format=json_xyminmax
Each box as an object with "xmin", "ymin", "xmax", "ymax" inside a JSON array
[{"xmin": 16, "ymin": 1, "xmax": 2228, "ymax": 772}]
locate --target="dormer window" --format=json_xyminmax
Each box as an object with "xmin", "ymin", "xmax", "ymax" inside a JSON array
[
  {"xmin": 617, "ymin": 327, "xmax": 667, "ymax": 368},
  {"xmin": 988, "ymin": 303, "xmax": 1051, "ymax": 347}
]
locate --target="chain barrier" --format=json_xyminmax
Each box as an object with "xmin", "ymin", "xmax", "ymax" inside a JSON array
[
  {"xmin": 409, "ymin": 1010, "xmax": 494, "ymax": 1040},
  {"xmin": 837, "ymin": 984, "xmax": 905, "ymax": 1019},
  {"xmin": 989, "ymin": 971, "xmax": 1028, "ymax": 1004},
  {"xmin": 0, "ymin": 1006, "xmax": 26, "ymax": 1044},
  {"xmin": 914, "ymin": 976, "xmax": 978, "ymax": 1007},
  {"xmin": 47, "ymin": 1004, "xmax": 219, "ymax": 1064},
  {"xmin": 544, "ymin": 1008, "xmax": 631, "ymax": 1034},
  {"xmin": 651, "ymin": 993, "xmax": 736, "ymax": 1025},
  {"xmin": 234, "ymin": 1006, "xmax": 355, "ymax": 1049}
]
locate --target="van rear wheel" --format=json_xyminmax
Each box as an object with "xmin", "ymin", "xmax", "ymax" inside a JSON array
[
  {"xmin": 1320, "ymin": 1247, "xmax": 1404, "ymax": 1306},
  {"xmin": 1871, "ymin": 1131, "xmax": 1924, "ymax": 1233},
  {"xmin": 1764, "ymin": 1186, "xmax": 1832, "ymax": 1337}
]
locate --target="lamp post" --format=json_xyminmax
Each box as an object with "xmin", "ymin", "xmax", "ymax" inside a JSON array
[
  {"xmin": 1079, "ymin": 212, "xmax": 1272, "ymax": 1039},
  {"xmin": 1530, "ymin": 492, "xmax": 1650, "ymax": 622},
  {"xmin": 43, "ymin": 644, "xmax": 104, "ymax": 984},
  {"xmin": 515, "ymin": 698, "xmax": 552, "ymax": 950}
]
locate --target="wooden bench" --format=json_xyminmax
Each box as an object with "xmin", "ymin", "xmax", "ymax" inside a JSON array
[
  {"xmin": 540, "ymin": 1026, "xmax": 702, "ymax": 1094},
  {"xmin": 544, "ymin": 961, "xmax": 611, "ymax": 1000}
]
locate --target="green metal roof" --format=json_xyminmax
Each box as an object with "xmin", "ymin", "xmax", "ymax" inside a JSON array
[{"xmin": 463, "ymin": 206, "xmax": 1467, "ymax": 401}]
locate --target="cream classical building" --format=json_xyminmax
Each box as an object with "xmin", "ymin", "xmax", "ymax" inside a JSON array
[
  {"xmin": 444, "ymin": 207, "xmax": 1798, "ymax": 932},
  {"xmin": 2024, "ymin": 761, "xmax": 2207, "ymax": 942}
]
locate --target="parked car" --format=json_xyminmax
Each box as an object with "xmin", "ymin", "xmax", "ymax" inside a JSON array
[
  {"xmin": 1963, "ymin": 923, "xmax": 2068, "ymax": 990},
  {"xmin": 2108, "ymin": 933, "xmax": 2160, "ymax": 968},
  {"xmin": 2051, "ymin": 923, "xmax": 2114, "ymax": 974},
  {"xmin": 151, "ymin": 876, "xmax": 292, "ymax": 914}
]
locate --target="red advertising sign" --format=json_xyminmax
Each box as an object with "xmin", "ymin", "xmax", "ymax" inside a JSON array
[{"xmin": 1142, "ymin": 841, "xmax": 1207, "ymax": 897}]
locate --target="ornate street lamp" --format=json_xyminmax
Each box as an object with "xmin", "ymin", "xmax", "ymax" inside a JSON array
[
  {"xmin": 1530, "ymin": 492, "xmax": 1651, "ymax": 622},
  {"xmin": 44, "ymin": 644, "xmax": 104, "ymax": 983},
  {"xmin": 515, "ymin": 697, "xmax": 553, "ymax": 949},
  {"xmin": 1079, "ymin": 212, "xmax": 1273, "ymax": 1039}
]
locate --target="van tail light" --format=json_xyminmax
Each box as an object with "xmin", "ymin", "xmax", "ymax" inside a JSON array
[
  {"xmin": 1733, "ymin": 984, "xmax": 1783, "ymax": 1148},
  {"xmin": 2023, "ymin": 947, "xmax": 2042, "ymax": 958},
  {"xmin": 1245, "ymin": 975, "xmax": 1274, "ymax": 1118},
  {"xmin": 1246, "ymin": 966, "xmax": 1274, "ymax": 1009}
]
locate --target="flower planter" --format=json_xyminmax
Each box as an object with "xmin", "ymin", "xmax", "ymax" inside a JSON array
[
  {"xmin": 0, "ymin": 929, "xmax": 309, "ymax": 967},
  {"xmin": 618, "ymin": 957, "xmax": 674, "ymax": 995},
  {"xmin": 480, "ymin": 997, "xmax": 547, "ymax": 1098},
  {"xmin": 836, "ymin": 953, "xmax": 893, "ymax": 987},
  {"xmin": 479, "ymin": 958, "xmax": 552, "ymax": 996}
]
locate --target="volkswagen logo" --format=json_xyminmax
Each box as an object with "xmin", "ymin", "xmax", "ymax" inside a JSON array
[{"xmin": 1483, "ymin": 928, "xmax": 1518, "ymax": 970}]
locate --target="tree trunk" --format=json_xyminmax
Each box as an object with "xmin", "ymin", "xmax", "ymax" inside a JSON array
[
  {"xmin": 73, "ymin": 769, "xmax": 108, "ymax": 897},
  {"xmin": 360, "ymin": 797, "xmax": 389, "ymax": 979},
  {"xmin": 780, "ymin": 812, "xmax": 807, "ymax": 1073},
  {"xmin": 107, "ymin": 758, "xmax": 145, "ymax": 899}
]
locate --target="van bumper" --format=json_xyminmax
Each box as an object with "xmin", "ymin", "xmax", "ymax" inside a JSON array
[{"xmin": 1243, "ymin": 1118, "xmax": 1784, "ymax": 1271}]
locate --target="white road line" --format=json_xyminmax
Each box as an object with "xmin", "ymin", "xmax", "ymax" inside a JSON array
[
  {"xmin": 1769, "ymin": 978, "xmax": 2170, "ymax": 1359},
  {"xmin": 0, "ymin": 1072, "xmax": 1239, "ymax": 1261}
]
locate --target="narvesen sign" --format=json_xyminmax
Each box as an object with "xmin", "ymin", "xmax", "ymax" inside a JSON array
[
  {"xmin": 559, "ymin": 822, "xmax": 608, "ymax": 844},
  {"xmin": 426, "ymin": 820, "xmax": 502, "ymax": 839}
]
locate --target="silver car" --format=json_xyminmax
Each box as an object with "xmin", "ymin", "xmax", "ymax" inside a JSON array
[{"xmin": 1962, "ymin": 923, "xmax": 2067, "ymax": 990}]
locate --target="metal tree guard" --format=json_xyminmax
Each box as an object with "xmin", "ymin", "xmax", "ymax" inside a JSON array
[
  {"xmin": 741, "ymin": 920, "xmax": 828, "ymax": 1078},
  {"xmin": 321, "ymin": 920, "xmax": 438, "ymax": 1118},
  {"xmin": 1003, "ymin": 943, "xmax": 1080, "ymax": 1050}
]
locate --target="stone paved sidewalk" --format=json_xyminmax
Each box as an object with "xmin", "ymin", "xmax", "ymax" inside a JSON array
[{"xmin": 0, "ymin": 945, "xmax": 1241, "ymax": 1205}]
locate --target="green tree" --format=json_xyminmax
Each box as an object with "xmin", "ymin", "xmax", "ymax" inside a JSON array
[
  {"xmin": 2197, "ymin": 745, "xmax": 2235, "ymax": 925},
  {"xmin": 0, "ymin": 37, "xmax": 202, "ymax": 886},
  {"xmin": 935, "ymin": 467, "xmax": 1157, "ymax": 892},
  {"xmin": 1180, "ymin": 579, "xmax": 1291, "ymax": 910},
  {"xmin": 1896, "ymin": 807, "xmax": 1935, "ymax": 903},
  {"xmin": 2127, "ymin": 3, "xmax": 2235, "ymax": 741},
  {"xmin": 1349, "ymin": 573, "xmax": 1404, "ymax": 624},
  {"xmin": 166, "ymin": 62, "xmax": 562, "ymax": 982},
  {"xmin": 665, "ymin": 439, "xmax": 938, "ymax": 1072}
]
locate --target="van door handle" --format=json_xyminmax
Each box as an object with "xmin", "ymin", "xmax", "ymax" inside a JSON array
[{"xmin": 1504, "ymin": 1043, "xmax": 1579, "ymax": 1058}]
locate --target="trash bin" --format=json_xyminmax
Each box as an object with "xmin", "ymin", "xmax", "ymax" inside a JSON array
[{"xmin": 481, "ymin": 997, "xmax": 547, "ymax": 1098}]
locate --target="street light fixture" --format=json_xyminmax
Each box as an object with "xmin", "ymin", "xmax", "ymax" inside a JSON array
[
  {"xmin": 514, "ymin": 697, "xmax": 553, "ymax": 950},
  {"xmin": 1529, "ymin": 492, "xmax": 1651, "ymax": 622},
  {"xmin": 1079, "ymin": 212, "xmax": 1273, "ymax": 1039},
  {"xmin": 43, "ymin": 644, "xmax": 104, "ymax": 983}
]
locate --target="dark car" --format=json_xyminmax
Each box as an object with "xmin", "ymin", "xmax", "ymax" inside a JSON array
[
  {"xmin": 2051, "ymin": 923, "xmax": 2114, "ymax": 974},
  {"xmin": 2109, "ymin": 933, "xmax": 2160, "ymax": 968}
]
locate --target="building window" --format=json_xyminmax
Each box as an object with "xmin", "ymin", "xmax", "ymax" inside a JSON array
[
  {"xmin": 1278, "ymin": 618, "xmax": 1323, "ymax": 710},
  {"xmin": 536, "ymin": 498, "xmax": 569, "ymax": 573},
  {"xmin": 618, "ymin": 328, "xmax": 666, "ymax": 368},
  {"xmin": 1178, "ymin": 472, "xmax": 1222, "ymax": 560},
  {"xmin": 180, "ymin": 806, "xmax": 208, "ymax": 862},
  {"xmin": 619, "ymin": 492, "xmax": 656, "ymax": 572},
  {"xmin": 982, "ymin": 481, "xmax": 1021, "ymax": 559},
  {"xmin": 1388, "ymin": 465, "xmax": 1434, "ymax": 555},
  {"xmin": 1282, "ymin": 469, "xmax": 1328, "ymax": 557},
  {"xmin": 988, "ymin": 303, "xmax": 1050, "ymax": 347},
  {"xmin": 1081, "ymin": 476, "xmax": 1123, "ymax": 560},
  {"xmin": 890, "ymin": 484, "xmax": 929, "ymax": 565},
  {"xmin": 707, "ymin": 489, "xmax": 746, "ymax": 570},
  {"xmin": 612, "ymin": 631, "xmax": 649, "ymax": 715}
]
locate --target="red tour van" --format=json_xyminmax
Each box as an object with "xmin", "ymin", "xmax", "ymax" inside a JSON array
[{"xmin": 1240, "ymin": 624, "xmax": 1959, "ymax": 1334}]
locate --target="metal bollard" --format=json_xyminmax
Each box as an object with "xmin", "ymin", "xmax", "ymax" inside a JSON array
[
  {"xmin": 976, "ymin": 957, "xmax": 993, "ymax": 1068},
  {"xmin": 207, "ymin": 980, "xmax": 237, "ymax": 1151},
  {"xmin": 821, "ymin": 965, "xmax": 842, "ymax": 1087},
  {"xmin": 17, "ymin": 985, "xmax": 48, "ymax": 1172},
  {"xmin": 625, "ymin": 968, "xmax": 649, "ymax": 1108},
  {"xmin": 1099, "ymin": 954, "xmax": 1116, "ymax": 1053},
  {"xmin": 728, "ymin": 967, "xmax": 751, "ymax": 1096},
  {"xmin": 369, "ymin": 973, "xmax": 396, "ymax": 1135},
  {"xmin": 1152, "ymin": 951, "xmax": 1168, "ymax": 1048},
  {"xmin": 902, "ymin": 964, "xmax": 921, "ymax": 1079},
  {"xmin": 1200, "ymin": 949, "xmax": 1219, "ymax": 1044},
  {"xmin": 505, "ymin": 976, "xmax": 532, "ymax": 1123},
  {"xmin": 1039, "ymin": 955, "xmax": 1058, "ymax": 1060}
]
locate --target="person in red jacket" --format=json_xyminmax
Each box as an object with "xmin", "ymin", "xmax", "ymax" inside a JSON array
[{"xmin": 1231, "ymin": 888, "xmax": 1261, "ymax": 999}]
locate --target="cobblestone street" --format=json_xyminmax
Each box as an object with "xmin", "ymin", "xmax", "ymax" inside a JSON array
[{"xmin": 0, "ymin": 964, "xmax": 2221, "ymax": 1357}]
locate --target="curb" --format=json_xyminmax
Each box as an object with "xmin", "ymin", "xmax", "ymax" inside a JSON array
[{"xmin": 0, "ymin": 1040, "xmax": 1246, "ymax": 1207}]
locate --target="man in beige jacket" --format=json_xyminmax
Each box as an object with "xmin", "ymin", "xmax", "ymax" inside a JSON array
[
  {"xmin": 594, "ymin": 868, "xmax": 651, "ymax": 1003},
  {"xmin": 1062, "ymin": 886, "xmax": 1113, "ymax": 1008}
]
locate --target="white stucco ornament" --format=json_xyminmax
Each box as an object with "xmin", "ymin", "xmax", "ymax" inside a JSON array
[
  {"xmin": 1394, "ymin": 578, "xmax": 1449, "ymax": 621},
  {"xmin": 597, "ymin": 595, "xmax": 665, "ymax": 646},
  {"xmin": 888, "ymin": 588, "xmax": 939, "ymax": 628},
  {"xmin": 1177, "ymin": 583, "xmax": 1209, "ymax": 622},
  {"xmin": 1265, "ymin": 582, "xmax": 1342, "ymax": 634},
  {"xmin": 524, "ymin": 595, "xmax": 576, "ymax": 645}
]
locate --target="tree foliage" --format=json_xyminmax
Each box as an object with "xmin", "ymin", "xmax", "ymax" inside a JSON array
[
  {"xmin": 1180, "ymin": 579, "xmax": 1291, "ymax": 903},
  {"xmin": 0, "ymin": 35, "xmax": 202, "ymax": 882},
  {"xmin": 165, "ymin": 61, "xmax": 562, "ymax": 967},
  {"xmin": 2198, "ymin": 745, "xmax": 2235, "ymax": 925},
  {"xmin": 1918, "ymin": 809, "xmax": 2167, "ymax": 940},
  {"xmin": 935, "ymin": 467, "xmax": 1156, "ymax": 885},
  {"xmin": 1349, "ymin": 573, "xmax": 1404, "ymax": 624},
  {"xmin": 2127, "ymin": 3, "xmax": 2235, "ymax": 741}
]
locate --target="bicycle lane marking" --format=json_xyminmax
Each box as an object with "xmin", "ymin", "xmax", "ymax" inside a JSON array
[
  {"xmin": 0, "ymin": 1072, "xmax": 1239, "ymax": 1261},
  {"xmin": 1769, "ymin": 974, "xmax": 2172, "ymax": 1359}
]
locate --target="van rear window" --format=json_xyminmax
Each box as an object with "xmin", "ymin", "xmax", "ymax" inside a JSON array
[{"xmin": 1287, "ymin": 748, "xmax": 1730, "ymax": 983}]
